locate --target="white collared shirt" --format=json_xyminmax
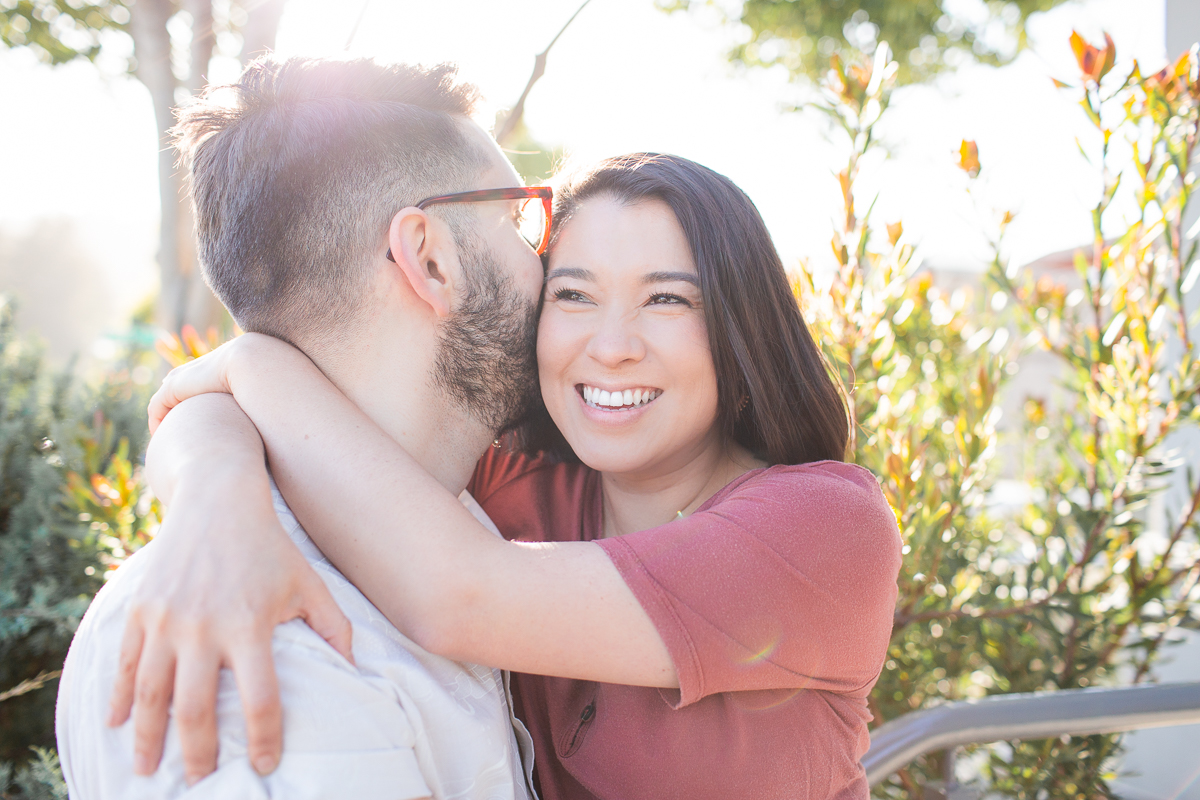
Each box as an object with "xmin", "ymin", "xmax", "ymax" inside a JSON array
[{"xmin": 57, "ymin": 482, "xmax": 536, "ymax": 800}]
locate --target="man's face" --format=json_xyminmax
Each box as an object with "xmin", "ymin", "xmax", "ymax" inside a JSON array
[
  {"xmin": 455, "ymin": 122, "xmax": 546, "ymax": 305},
  {"xmin": 430, "ymin": 124, "xmax": 545, "ymax": 433}
]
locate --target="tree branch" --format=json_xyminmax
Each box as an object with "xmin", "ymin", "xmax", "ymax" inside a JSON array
[
  {"xmin": 1159, "ymin": 477, "xmax": 1200, "ymax": 575},
  {"xmin": 344, "ymin": 0, "xmax": 371, "ymax": 51},
  {"xmin": 895, "ymin": 595, "xmax": 1056, "ymax": 629},
  {"xmin": 0, "ymin": 670, "xmax": 61, "ymax": 704},
  {"xmin": 494, "ymin": 0, "xmax": 594, "ymax": 147}
]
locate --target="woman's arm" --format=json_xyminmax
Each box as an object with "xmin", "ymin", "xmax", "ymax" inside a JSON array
[
  {"xmin": 116, "ymin": 393, "xmax": 353, "ymax": 782},
  {"xmin": 155, "ymin": 333, "xmax": 675, "ymax": 688}
]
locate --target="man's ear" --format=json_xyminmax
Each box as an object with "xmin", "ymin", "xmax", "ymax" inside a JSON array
[{"xmin": 386, "ymin": 208, "xmax": 458, "ymax": 318}]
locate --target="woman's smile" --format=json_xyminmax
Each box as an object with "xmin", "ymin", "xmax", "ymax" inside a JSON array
[
  {"xmin": 575, "ymin": 383, "xmax": 664, "ymax": 427},
  {"xmin": 578, "ymin": 385, "xmax": 662, "ymax": 410}
]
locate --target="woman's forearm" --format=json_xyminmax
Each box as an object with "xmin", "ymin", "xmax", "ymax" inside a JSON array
[
  {"xmin": 222, "ymin": 336, "xmax": 675, "ymax": 686},
  {"xmin": 146, "ymin": 393, "xmax": 268, "ymax": 509}
]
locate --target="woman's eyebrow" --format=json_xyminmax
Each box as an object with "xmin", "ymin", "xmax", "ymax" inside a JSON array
[
  {"xmin": 545, "ymin": 267, "xmax": 595, "ymax": 282},
  {"xmin": 642, "ymin": 271, "xmax": 699, "ymax": 286}
]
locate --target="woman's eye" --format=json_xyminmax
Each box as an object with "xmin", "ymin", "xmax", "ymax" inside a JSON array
[
  {"xmin": 552, "ymin": 287, "xmax": 588, "ymax": 303},
  {"xmin": 647, "ymin": 292, "xmax": 692, "ymax": 307}
]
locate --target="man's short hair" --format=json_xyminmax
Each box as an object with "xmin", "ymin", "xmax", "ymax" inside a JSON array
[{"xmin": 174, "ymin": 57, "xmax": 490, "ymax": 344}]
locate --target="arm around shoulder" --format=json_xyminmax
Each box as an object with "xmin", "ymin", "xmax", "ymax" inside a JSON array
[
  {"xmin": 106, "ymin": 390, "xmax": 355, "ymax": 786},
  {"xmin": 60, "ymin": 567, "xmax": 428, "ymax": 800}
]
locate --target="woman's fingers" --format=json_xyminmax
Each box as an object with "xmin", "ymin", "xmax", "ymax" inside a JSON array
[
  {"xmin": 297, "ymin": 570, "xmax": 355, "ymax": 666},
  {"xmin": 107, "ymin": 614, "xmax": 145, "ymax": 727},
  {"xmin": 148, "ymin": 365, "xmax": 201, "ymax": 434},
  {"xmin": 109, "ymin": 435, "xmax": 333, "ymax": 779},
  {"xmin": 174, "ymin": 649, "xmax": 221, "ymax": 786},
  {"xmin": 230, "ymin": 639, "xmax": 283, "ymax": 776},
  {"xmin": 131, "ymin": 639, "xmax": 177, "ymax": 775},
  {"xmin": 147, "ymin": 346, "xmax": 236, "ymax": 434},
  {"xmin": 147, "ymin": 384, "xmax": 174, "ymax": 434}
]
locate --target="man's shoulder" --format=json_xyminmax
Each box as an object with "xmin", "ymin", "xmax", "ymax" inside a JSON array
[
  {"xmin": 56, "ymin": 535, "xmax": 433, "ymax": 799},
  {"xmin": 58, "ymin": 486, "xmax": 527, "ymax": 800},
  {"xmin": 266, "ymin": 487, "xmax": 411, "ymax": 653}
]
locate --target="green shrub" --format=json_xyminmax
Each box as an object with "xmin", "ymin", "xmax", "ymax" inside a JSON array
[
  {"xmin": 0, "ymin": 296, "xmax": 158, "ymax": 792},
  {"xmin": 0, "ymin": 748, "xmax": 66, "ymax": 800}
]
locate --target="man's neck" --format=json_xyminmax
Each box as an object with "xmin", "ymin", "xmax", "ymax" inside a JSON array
[{"xmin": 311, "ymin": 341, "xmax": 492, "ymax": 498}]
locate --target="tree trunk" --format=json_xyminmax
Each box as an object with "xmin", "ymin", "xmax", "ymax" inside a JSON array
[
  {"xmin": 180, "ymin": 0, "xmax": 225, "ymax": 332},
  {"xmin": 241, "ymin": 0, "xmax": 286, "ymax": 59},
  {"xmin": 129, "ymin": 0, "xmax": 189, "ymax": 335},
  {"xmin": 131, "ymin": 0, "xmax": 286, "ymax": 336}
]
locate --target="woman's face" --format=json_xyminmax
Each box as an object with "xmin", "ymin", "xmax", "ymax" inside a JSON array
[{"xmin": 538, "ymin": 195, "xmax": 724, "ymax": 476}]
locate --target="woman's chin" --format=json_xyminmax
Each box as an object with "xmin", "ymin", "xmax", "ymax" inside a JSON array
[{"xmin": 566, "ymin": 441, "xmax": 656, "ymax": 476}]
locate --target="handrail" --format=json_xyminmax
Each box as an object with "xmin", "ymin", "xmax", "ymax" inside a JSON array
[{"xmin": 864, "ymin": 681, "xmax": 1200, "ymax": 787}]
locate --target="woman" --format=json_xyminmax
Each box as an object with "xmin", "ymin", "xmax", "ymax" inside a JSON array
[{"xmin": 124, "ymin": 153, "xmax": 900, "ymax": 798}]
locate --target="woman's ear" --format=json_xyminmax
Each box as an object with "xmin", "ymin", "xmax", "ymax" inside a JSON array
[{"xmin": 386, "ymin": 208, "xmax": 458, "ymax": 318}]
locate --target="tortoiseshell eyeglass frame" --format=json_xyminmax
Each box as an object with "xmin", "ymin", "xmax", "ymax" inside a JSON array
[{"xmin": 385, "ymin": 185, "xmax": 554, "ymax": 261}]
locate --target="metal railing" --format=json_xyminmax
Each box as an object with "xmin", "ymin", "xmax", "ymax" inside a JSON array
[{"xmin": 864, "ymin": 681, "xmax": 1200, "ymax": 788}]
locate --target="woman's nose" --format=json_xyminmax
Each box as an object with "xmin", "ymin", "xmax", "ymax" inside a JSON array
[{"xmin": 585, "ymin": 314, "xmax": 646, "ymax": 368}]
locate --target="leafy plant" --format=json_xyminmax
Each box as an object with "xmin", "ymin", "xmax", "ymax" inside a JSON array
[
  {"xmin": 796, "ymin": 34, "xmax": 1200, "ymax": 799},
  {"xmin": 0, "ymin": 1, "xmax": 128, "ymax": 66},
  {"xmin": 0, "ymin": 297, "xmax": 158, "ymax": 792},
  {"xmin": 155, "ymin": 323, "xmax": 231, "ymax": 368},
  {"xmin": 0, "ymin": 747, "xmax": 66, "ymax": 800}
]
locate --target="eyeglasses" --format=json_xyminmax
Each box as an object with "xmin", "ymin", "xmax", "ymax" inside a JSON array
[{"xmin": 385, "ymin": 185, "xmax": 554, "ymax": 262}]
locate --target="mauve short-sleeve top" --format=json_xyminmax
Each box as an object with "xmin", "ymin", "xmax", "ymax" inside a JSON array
[{"xmin": 469, "ymin": 448, "xmax": 901, "ymax": 800}]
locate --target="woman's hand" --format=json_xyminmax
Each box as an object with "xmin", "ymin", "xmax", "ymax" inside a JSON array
[
  {"xmin": 111, "ymin": 393, "xmax": 354, "ymax": 785},
  {"xmin": 147, "ymin": 333, "xmax": 260, "ymax": 434}
]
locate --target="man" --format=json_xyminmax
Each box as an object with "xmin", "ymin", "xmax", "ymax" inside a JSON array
[{"xmin": 56, "ymin": 55, "xmax": 547, "ymax": 799}]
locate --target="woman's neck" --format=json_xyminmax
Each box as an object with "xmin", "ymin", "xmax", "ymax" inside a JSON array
[{"xmin": 599, "ymin": 440, "xmax": 767, "ymax": 538}]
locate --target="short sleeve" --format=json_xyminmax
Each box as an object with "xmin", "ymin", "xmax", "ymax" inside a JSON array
[{"xmin": 596, "ymin": 462, "xmax": 901, "ymax": 708}]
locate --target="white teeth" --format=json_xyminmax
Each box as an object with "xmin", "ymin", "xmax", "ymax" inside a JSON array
[{"xmin": 580, "ymin": 386, "xmax": 660, "ymax": 409}]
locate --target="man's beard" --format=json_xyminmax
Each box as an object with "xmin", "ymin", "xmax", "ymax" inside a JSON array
[{"xmin": 431, "ymin": 241, "xmax": 541, "ymax": 434}]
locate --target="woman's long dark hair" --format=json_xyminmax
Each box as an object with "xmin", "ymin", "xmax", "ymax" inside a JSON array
[{"xmin": 512, "ymin": 153, "xmax": 849, "ymax": 466}]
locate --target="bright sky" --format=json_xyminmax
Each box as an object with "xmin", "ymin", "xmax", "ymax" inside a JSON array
[{"xmin": 0, "ymin": 0, "xmax": 1174, "ymax": 332}]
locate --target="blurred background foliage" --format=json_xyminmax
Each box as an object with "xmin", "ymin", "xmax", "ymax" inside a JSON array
[
  {"xmin": 502, "ymin": 119, "xmax": 566, "ymax": 185},
  {"xmin": 0, "ymin": 0, "xmax": 284, "ymax": 338},
  {"xmin": 661, "ymin": 0, "xmax": 1073, "ymax": 85},
  {"xmin": 0, "ymin": 296, "xmax": 159, "ymax": 796},
  {"xmin": 1, "ymin": 1, "xmax": 1199, "ymax": 799},
  {"xmin": 798, "ymin": 33, "xmax": 1200, "ymax": 799}
]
